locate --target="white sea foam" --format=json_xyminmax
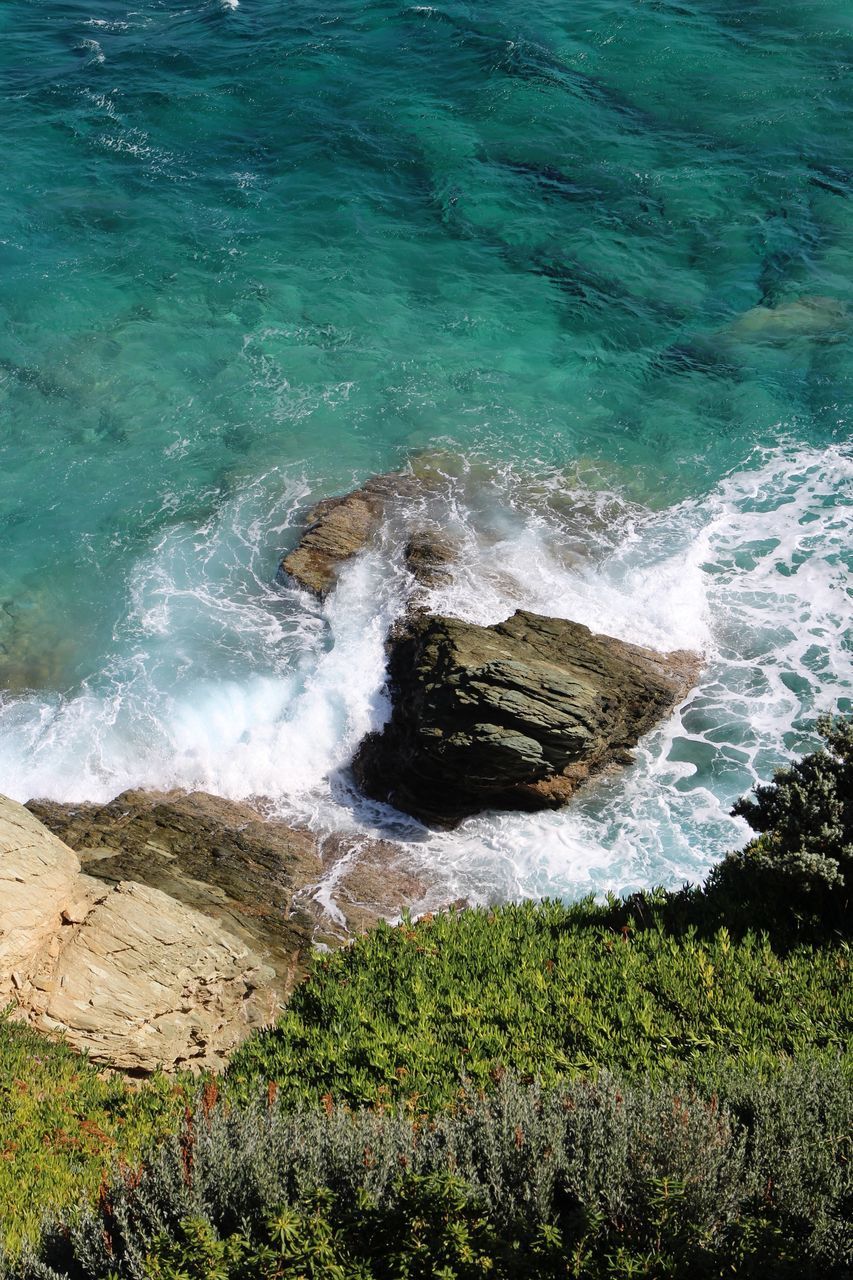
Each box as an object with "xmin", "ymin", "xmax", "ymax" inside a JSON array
[
  {"xmin": 76, "ymin": 38, "xmax": 105, "ymax": 65},
  {"xmin": 84, "ymin": 18, "xmax": 132, "ymax": 31},
  {"xmin": 0, "ymin": 444, "xmax": 849, "ymax": 905}
]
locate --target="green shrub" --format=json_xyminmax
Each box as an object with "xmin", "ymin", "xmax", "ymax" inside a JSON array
[
  {"xmin": 708, "ymin": 715, "xmax": 853, "ymax": 937},
  {"xmin": 12, "ymin": 1068, "xmax": 852, "ymax": 1279},
  {"xmin": 0, "ymin": 1014, "xmax": 184, "ymax": 1257},
  {"xmin": 226, "ymin": 901, "xmax": 853, "ymax": 1111}
]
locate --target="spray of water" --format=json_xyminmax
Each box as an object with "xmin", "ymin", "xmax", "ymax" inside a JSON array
[{"xmin": 0, "ymin": 443, "xmax": 849, "ymax": 904}]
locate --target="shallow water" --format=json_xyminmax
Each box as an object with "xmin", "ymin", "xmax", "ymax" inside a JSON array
[{"xmin": 1, "ymin": 0, "xmax": 851, "ymax": 902}]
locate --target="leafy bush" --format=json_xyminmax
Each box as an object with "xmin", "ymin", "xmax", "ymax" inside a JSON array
[
  {"xmin": 0, "ymin": 1015, "xmax": 184, "ymax": 1256},
  {"xmin": 11, "ymin": 1067, "xmax": 852, "ymax": 1279},
  {"xmin": 708, "ymin": 716, "xmax": 853, "ymax": 936},
  {"xmin": 227, "ymin": 900, "xmax": 853, "ymax": 1111}
]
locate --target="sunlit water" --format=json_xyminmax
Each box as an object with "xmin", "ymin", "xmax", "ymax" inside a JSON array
[{"xmin": 1, "ymin": 0, "xmax": 851, "ymax": 903}]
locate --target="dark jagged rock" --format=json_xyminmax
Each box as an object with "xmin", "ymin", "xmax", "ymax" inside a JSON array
[
  {"xmin": 280, "ymin": 472, "xmax": 418, "ymax": 597},
  {"xmin": 353, "ymin": 610, "xmax": 700, "ymax": 826}
]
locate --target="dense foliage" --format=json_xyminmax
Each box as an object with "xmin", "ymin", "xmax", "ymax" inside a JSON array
[
  {"xmin": 0, "ymin": 1016, "xmax": 183, "ymax": 1255},
  {"xmin": 228, "ymin": 901, "xmax": 853, "ymax": 1111},
  {"xmin": 709, "ymin": 716, "xmax": 853, "ymax": 936},
  {"xmin": 11, "ymin": 1068, "xmax": 852, "ymax": 1280}
]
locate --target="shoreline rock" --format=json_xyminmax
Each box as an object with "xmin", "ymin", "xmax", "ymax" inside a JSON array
[
  {"xmin": 279, "ymin": 472, "xmax": 418, "ymax": 597},
  {"xmin": 354, "ymin": 609, "xmax": 700, "ymax": 826},
  {"xmin": 278, "ymin": 468, "xmax": 459, "ymax": 600},
  {"xmin": 26, "ymin": 789, "xmax": 319, "ymax": 996},
  {"xmin": 3, "ymin": 790, "xmax": 433, "ymax": 1073},
  {"xmin": 1, "ymin": 795, "xmax": 277, "ymax": 1073}
]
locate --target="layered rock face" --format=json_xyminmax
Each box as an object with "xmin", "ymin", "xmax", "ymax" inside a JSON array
[
  {"xmin": 354, "ymin": 610, "xmax": 700, "ymax": 826},
  {"xmin": 29, "ymin": 788, "xmax": 430, "ymax": 951},
  {"xmin": 27, "ymin": 789, "xmax": 319, "ymax": 996},
  {"xmin": 0, "ymin": 794, "xmax": 277, "ymax": 1072},
  {"xmin": 0, "ymin": 797, "xmax": 80, "ymax": 982},
  {"xmin": 3, "ymin": 790, "xmax": 431, "ymax": 1072}
]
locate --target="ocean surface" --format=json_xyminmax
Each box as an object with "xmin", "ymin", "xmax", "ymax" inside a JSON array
[{"xmin": 1, "ymin": 0, "xmax": 851, "ymax": 904}]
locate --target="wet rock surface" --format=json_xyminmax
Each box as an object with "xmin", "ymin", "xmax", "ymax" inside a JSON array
[
  {"xmin": 404, "ymin": 527, "xmax": 456, "ymax": 594},
  {"xmin": 305, "ymin": 832, "xmax": 432, "ymax": 946},
  {"xmin": 354, "ymin": 609, "xmax": 700, "ymax": 826},
  {"xmin": 280, "ymin": 472, "xmax": 418, "ymax": 597}
]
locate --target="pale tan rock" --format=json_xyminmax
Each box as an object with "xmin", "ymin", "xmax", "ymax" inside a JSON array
[
  {"xmin": 27, "ymin": 789, "xmax": 321, "ymax": 994},
  {"xmin": 35, "ymin": 879, "xmax": 276, "ymax": 1072},
  {"xmin": 0, "ymin": 792, "xmax": 281, "ymax": 1073},
  {"xmin": 0, "ymin": 794, "xmax": 80, "ymax": 992}
]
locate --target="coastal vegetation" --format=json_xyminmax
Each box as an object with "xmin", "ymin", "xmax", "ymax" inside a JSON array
[
  {"xmin": 709, "ymin": 714, "xmax": 853, "ymax": 938},
  {"xmin": 1, "ymin": 719, "xmax": 852, "ymax": 1276},
  {"xmin": 0, "ymin": 1018, "xmax": 183, "ymax": 1257},
  {"xmin": 228, "ymin": 901, "xmax": 852, "ymax": 1112},
  {"xmin": 17, "ymin": 1067, "xmax": 853, "ymax": 1280}
]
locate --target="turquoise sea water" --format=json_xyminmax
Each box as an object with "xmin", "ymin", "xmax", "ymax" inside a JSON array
[{"xmin": 1, "ymin": 0, "xmax": 851, "ymax": 902}]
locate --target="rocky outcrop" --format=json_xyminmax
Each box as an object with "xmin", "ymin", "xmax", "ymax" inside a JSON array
[
  {"xmin": 27, "ymin": 789, "xmax": 319, "ymax": 995},
  {"xmin": 280, "ymin": 472, "xmax": 418, "ymax": 597},
  {"xmin": 0, "ymin": 797, "xmax": 80, "ymax": 984},
  {"xmin": 32, "ymin": 878, "xmax": 278, "ymax": 1074},
  {"xmin": 3, "ymin": 790, "xmax": 433, "ymax": 1072},
  {"xmin": 0, "ymin": 794, "xmax": 277, "ymax": 1072},
  {"xmin": 354, "ymin": 610, "xmax": 700, "ymax": 826},
  {"xmin": 29, "ymin": 788, "xmax": 432, "ymax": 964}
]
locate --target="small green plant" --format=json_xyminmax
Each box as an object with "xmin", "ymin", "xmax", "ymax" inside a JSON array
[{"xmin": 227, "ymin": 901, "xmax": 853, "ymax": 1111}]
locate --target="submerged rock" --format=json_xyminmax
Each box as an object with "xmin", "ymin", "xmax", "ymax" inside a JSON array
[
  {"xmin": 354, "ymin": 609, "xmax": 699, "ymax": 826},
  {"xmin": 280, "ymin": 472, "xmax": 418, "ymax": 597},
  {"xmin": 0, "ymin": 589, "xmax": 77, "ymax": 692},
  {"xmin": 725, "ymin": 295, "xmax": 847, "ymax": 345}
]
